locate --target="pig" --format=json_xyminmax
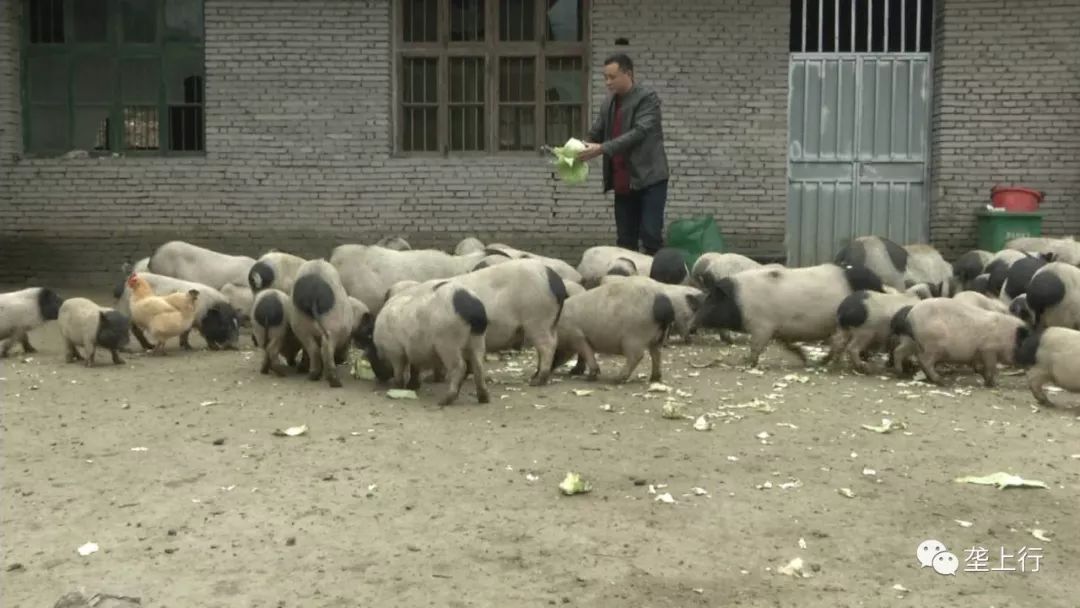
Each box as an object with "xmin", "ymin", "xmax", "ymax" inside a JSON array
[
  {"xmin": 476, "ymin": 244, "xmax": 583, "ymax": 284},
  {"xmin": 903, "ymin": 244, "xmax": 959, "ymax": 296},
  {"xmin": 114, "ymin": 272, "xmax": 241, "ymax": 350},
  {"xmin": 1007, "ymin": 294, "xmax": 1037, "ymax": 326},
  {"xmin": 376, "ymin": 236, "xmax": 412, "ymax": 251},
  {"xmin": 564, "ymin": 280, "xmax": 586, "ymax": 297},
  {"xmin": 454, "ymin": 237, "xmax": 486, "ymax": 255},
  {"xmin": 364, "ymin": 281, "xmax": 490, "ymax": 405},
  {"xmin": 114, "ymin": 257, "xmax": 150, "ymax": 299},
  {"xmin": 289, "ymin": 259, "xmax": 371, "ymax": 388},
  {"xmin": 693, "ymin": 263, "xmax": 885, "ymax": 367},
  {"xmin": 998, "ymin": 255, "xmax": 1047, "ymax": 302},
  {"xmin": 330, "ymin": 244, "xmax": 487, "ymax": 315},
  {"xmin": 599, "ymin": 274, "xmax": 703, "ymax": 343},
  {"xmin": 0, "ymin": 287, "xmax": 64, "ymax": 357},
  {"xmin": 1025, "ymin": 262, "xmax": 1080, "ymax": 330},
  {"xmin": 833, "ymin": 236, "xmax": 909, "ymax": 290},
  {"xmin": 1006, "ymin": 236, "xmax": 1079, "ymax": 264},
  {"xmin": 648, "ymin": 248, "xmax": 689, "ymax": 285},
  {"xmin": 388, "ymin": 259, "xmax": 567, "ymax": 385},
  {"xmin": 690, "ymin": 252, "xmax": 762, "ymax": 290},
  {"xmin": 248, "ymin": 251, "xmax": 308, "ymax": 295},
  {"xmin": 148, "ymin": 240, "xmax": 255, "ymax": 291},
  {"xmin": 833, "ymin": 287, "xmax": 929, "ymax": 373},
  {"xmin": 576, "ymin": 246, "xmax": 653, "ymax": 287},
  {"xmin": 1014, "ymin": 326, "xmax": 1080, "ymax": 406},
  {"xmin": 251, "ymin": 288, "xmax": 304, "ymax": 377},
  {"xmin": 952, "ymin": 250, "xmax": 994, "ymax": 290},
  {"xmin": 953, "ymin": 290, "xmax": 1010, "ymax": 315},
  {"xmin": 605, "ymin": 256, "xmax": 639, "ymax": 278},
  {"xmin": 889, "ymin": 298, "xmax": 1029, "ymax": 387},
  {"xmin": 965, "ymin": 273, "xmax": 992, "ymax": 296},
  {"xmin": 57, "ymin": 298, "xmax": 130, "ymax": 367},
  {"xmin": 551, "ymin": 278, "xmax": 676, "ymax": 383},
  {"xmin": 984, "ymin": 249, "xmax": 1031, "ymax": 296}
]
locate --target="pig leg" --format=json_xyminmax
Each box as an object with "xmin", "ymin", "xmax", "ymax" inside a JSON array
[
  {"xmin": 647, "ymin": 342, "xmax": 664, "ymax": 383},
  {"xmin": 391, "ymin": 356, "xmax": 408, "ymax": 389},
  {"xmin": 19, "ymin": 333, "xmax": 36, "ymax": 354},
  {"xmin": 65, "ymin": 340, "xmax": 83, "ymax": 363},
  {"xmin": 577, "ymin": 339, "xmax": 602, "ymax": 381},
  {"xmin": 915, "ymin": 349, "xmax": 944, "ymax": 385},
  {"xmin": 85, "ymin": 344, "xmax": 97, "ymax": 368},
  {"xmin": 568, "ymin": 356, "xmax": 586, "ymax": 376},
  {"xmin": 1026, "ymin": 368, "xmax": 1054, "ymax": 406},
  {"xmin": 407, "ymin": 365, "xmax": 422, "ymax": 391},
  {"xmin": 780, "ymin": 340, "xmax": 811, "ymax": 365},
  {"xmin": 467, "ymin": 336, "xmax": 490, "ymax": 404},
  {"xmin": 977, "ymin": 350, "xmax": 999, "ymax": 388},
  {"xmin": 320, "ymin": 336, "xmax": 342, "ymax": 388},
  {"xmin": 131, "ymin": 324, "xmax": 153, "ymax": 350},
  {"xmin": 110, "ymin": 349, "xmax": 124, "ymax": 365},
  {"xmin": 437, "ymin": 345, "xmax": 467, "ymax": 406},
  {"xmin": 179, "ymin": 330, "xmax": 193, "ymax": 351},
  {"xmin": 892, "ymin": 336, "xmax": 918, "ymax": 376},
  {"xmin": 616, "ymin": 339, "xmax": 646, "ymax": 384},
  {"xmin": 526, "ymin": 326, "xmax": 557, "ymax": 386},
  {"xmin": 746, "ymin": 328, "xmax": 775, "ymax": 368},
  {"xmin": 0, "ymin": 338, "xmax": 11, "ymax": 358},
  {"xmin": 299, "ymin": 335, "xmax": 323, "ymax": 382}
]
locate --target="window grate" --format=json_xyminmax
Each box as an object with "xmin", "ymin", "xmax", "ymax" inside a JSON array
[{"xmin": 790, "ymin": 0, "xmax": 933, "ymax": 53}]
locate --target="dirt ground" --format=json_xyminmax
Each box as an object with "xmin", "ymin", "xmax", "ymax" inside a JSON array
[{"xmin": 2, "ymin": 287, "xmax": 1078, "ymax": 608}]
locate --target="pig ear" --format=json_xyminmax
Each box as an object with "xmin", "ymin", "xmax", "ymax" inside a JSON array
[
  {"xmin": 1041, "ymin": 252, "xmax": 1056, "ymax": 263},
  {"xmin": 685, "ymin": 293, "xmax": 704, "ymax": 313}
]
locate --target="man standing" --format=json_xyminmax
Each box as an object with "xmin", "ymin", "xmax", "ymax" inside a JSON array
[{"xmin": 578, "ymin": 53, "xmax": 670, "ymax": 255}]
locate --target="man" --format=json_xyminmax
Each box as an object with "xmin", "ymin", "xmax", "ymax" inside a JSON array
[{"xmin": 578, "ymin": 53, "xmax": 670, "ymax": 255}]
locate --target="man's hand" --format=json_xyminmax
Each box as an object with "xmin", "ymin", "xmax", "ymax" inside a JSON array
[{"xmin": 576, "ymin": 142, "xmax": 603, "ymax": 162}]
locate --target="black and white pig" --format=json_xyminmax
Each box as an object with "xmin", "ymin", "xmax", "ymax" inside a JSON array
[
  {"xmin": 952, "ymin": 250, "xmax": 994, "ymax": 291},
  {"xmin": 998, "ymin": 254, "xmax": 1047, "ymax": 302},
  {"xmin": 57, "ymin": 297, "xmax": 130, "ymax": 367},
  {"xmin": 476, "ymin": 244, "xmax": 582, "ymax": 284},
  {"xmin": 0, "ymin": 287, "xmax": 64, "ymax": 357},
  {"xmin": 388, "ymin": 259, "xmax": 567, "ymax": 385},
  {"xmin": 1006, "ymin": 236, "xmax": 1080, "ymax": 264},
  {"xmin": 984, "ymin": 249, "xmax": 1032, "ymax": 296},
  {"xmin": 833, "ymin": 285, "xmax": 931, "ymax": 373},
  {"xmin": 289, "ymin": 259, "xmax": 371, "ymax": 388},
  {"xmin": 1014, "ymin": 326, "xmax": 1080, "ymax": 407},
  {"xmin": 454, "ymin": 237, "xmax": 486, "ymax": 255},
  {"xmin": 690, "ymin": 253, "xmax": 762, "ymax": 290},
  {"xmin": 1025, "ymin": 262, "xmax": 1080, "ymax": 330},
  {"xmin": 889, "ymin": 298, "xmax": 1029, "ymax": 387},
  {"xmin": 376, "ymin": 236, "xmax": 412, "ymax": 251},
  {"xmin": 251, "ymin": 288, "xmax": 304, "ymax": 377},
  {"xmin": 114, "ymin": 272, "xmax": 241, "ymax": 350},
  {"xmin": 147, "ymin": 241, "xmax": 255, "ymax": 320},
  {"xmin": 248, "ymin": 251, "xmax": 308, "ymax": 295},
  {"xmin": 330, "ymin": 244, "xmax": 487, "ymax": 315},
  {"xmin": 693, "ymin": 263, "xmax": 885, "ymax": 367},
  {"xmin": 552, "ymin": 278, "xmax": 676, "ymax": 383},
  {"xmin": 648, "ymin": 248, "xmax": 690, "ymax": 285},
  {"xmin": 576, "ymin": 246, "xmax": 653, "ymax": 287},
  {"xmin": 365, "ymin": 281, "xmax": 490, "ymax": 405},
  {"xmin": 599, "ymin": 274, "xmax": 703, "ymax": 343}
]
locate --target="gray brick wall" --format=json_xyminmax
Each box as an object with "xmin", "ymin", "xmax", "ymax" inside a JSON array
[
  {"xmin": 930, "ymin": 0, "xmax": 1080, "ymax": 258},
  {"xmin": 0, "ymin": 0, "xmax": 789, "ymax": 286}
]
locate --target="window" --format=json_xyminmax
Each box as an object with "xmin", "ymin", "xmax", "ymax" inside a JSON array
[
  {"xmin": 396, "ymin": 0, "xmax": 589, "ymax": 154},
  {"xmin": 21, "ymin": 0, "xmax": 205, "ymax": 156},
  {"xmin": 790, "ymin": 0, "xmax": 933, "ymax": 53}
]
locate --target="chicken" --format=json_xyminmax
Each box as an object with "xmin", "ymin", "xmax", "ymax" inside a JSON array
[{"xmin": 126, "ymin": 273, "xmax": 200, "ymax": 355}]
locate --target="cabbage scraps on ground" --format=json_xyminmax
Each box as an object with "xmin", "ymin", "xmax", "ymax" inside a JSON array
[{"xmin": 549, "ymin": 138, "xmax": 590, "ymax": 185}]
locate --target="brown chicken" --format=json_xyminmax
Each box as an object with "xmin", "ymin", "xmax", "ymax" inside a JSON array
[{"xmin": 127, "ymin": 274, "xmax": 200, "ymax": 355}]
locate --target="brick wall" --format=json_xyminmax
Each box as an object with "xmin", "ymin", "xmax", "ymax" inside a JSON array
[
  {"xmin": 0, "ymin": 0, "xmax": 789, "ymax": 286},
  {"xmin": 930, "ymin": 0, "xmax": 1080, "ymax": 257}
]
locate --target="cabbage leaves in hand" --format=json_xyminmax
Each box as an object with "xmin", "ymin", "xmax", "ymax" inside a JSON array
[{"xmin": 550, "ymin": 137, "xmax": 591, "ymax": 185}]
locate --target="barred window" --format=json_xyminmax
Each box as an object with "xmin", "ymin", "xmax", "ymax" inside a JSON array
[
  {"xmin": 22, "ymin": 0, "xmax": 205, "ymax": 156},
  {"xmin": 396, "ymin": 0, "xmax": 589, "ymax": 154}
]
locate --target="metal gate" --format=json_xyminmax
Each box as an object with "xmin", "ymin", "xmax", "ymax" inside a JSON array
[{"xmin": 786, "ymin": 0, "xmax": 933, "ymax": 266}]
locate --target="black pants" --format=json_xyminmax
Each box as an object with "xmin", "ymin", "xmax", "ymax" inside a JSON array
[{"xmin": 614, "ymin": 179, "xmax": 668, "ymax": 255}]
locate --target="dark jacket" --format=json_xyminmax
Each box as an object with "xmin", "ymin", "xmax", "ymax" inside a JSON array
[{"xmin": 587, "ymin": 84, "xmax": 670, "ymax": 193}]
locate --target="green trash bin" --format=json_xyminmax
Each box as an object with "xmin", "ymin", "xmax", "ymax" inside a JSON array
[
  {"xmin": 975, "ymin": 209, "xmax": 1043, "ymax": 252},
  {"xmin": 666, "ymin": 216, "xmax": 726, "ymax": 269}
]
